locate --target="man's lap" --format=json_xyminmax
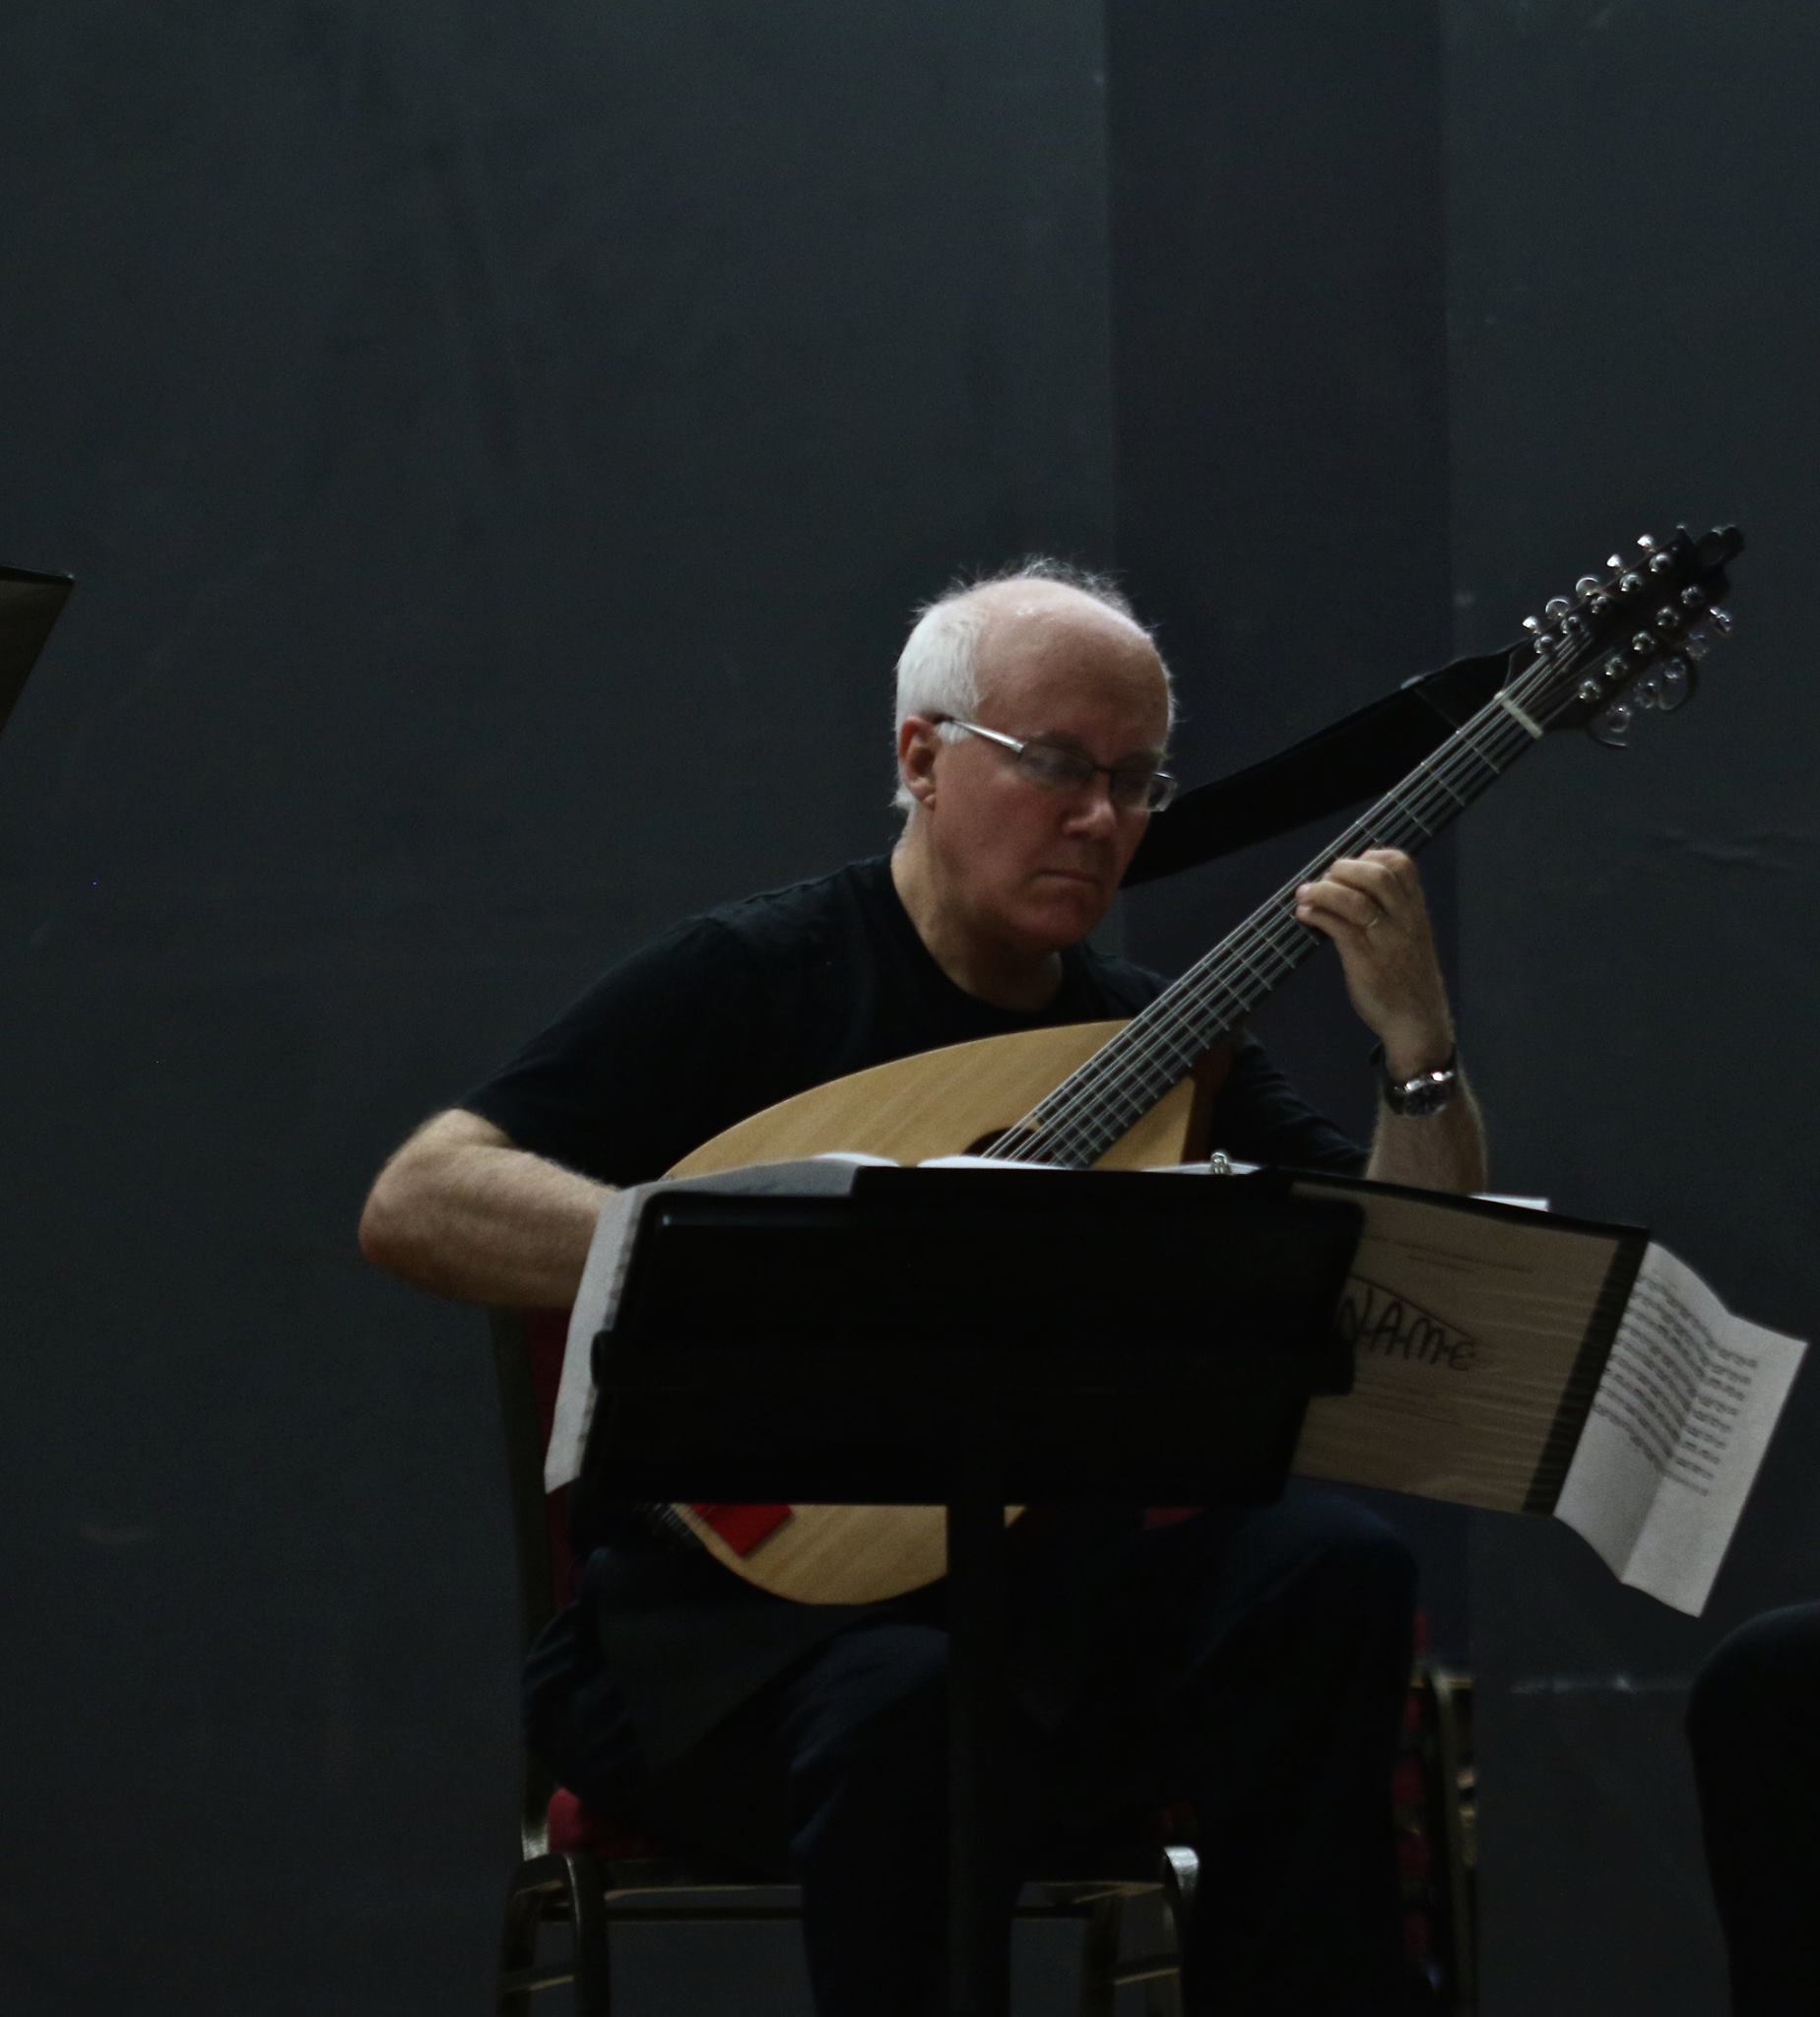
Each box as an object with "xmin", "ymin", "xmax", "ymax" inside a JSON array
[{"xmin": 529, "ymin": 1484, "xmax": 1417, "ymax": 1855}]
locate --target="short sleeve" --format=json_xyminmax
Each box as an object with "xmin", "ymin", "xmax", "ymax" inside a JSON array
[
  {"xmin": 461, "ymin": 918, "xmax": 774, "ymax": 1187},
  {"xmin": 1208, "ymin": 1035, "xmax": 1368, "ymax": 1176}
]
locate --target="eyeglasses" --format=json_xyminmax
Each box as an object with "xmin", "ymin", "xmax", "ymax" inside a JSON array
[{"xmin": 938, "ymin": 717, "xmax": 1178, "ymax": 813}]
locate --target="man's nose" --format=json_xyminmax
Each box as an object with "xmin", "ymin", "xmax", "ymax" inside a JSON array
[{"xmin": 1061, "ymin": 777, "xmax": 1122, "ymax": 834}]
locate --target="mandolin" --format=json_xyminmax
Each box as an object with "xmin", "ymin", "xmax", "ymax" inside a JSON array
[{"xmin": 652, "ymin": 525, "xmax": 1744, "ymax": 1603}]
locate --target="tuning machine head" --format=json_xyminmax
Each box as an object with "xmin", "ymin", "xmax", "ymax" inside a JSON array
[
  {"xmin": 1531, "ymin": 522, "xmax": 1740, "ymax": 748},
  {"xmin": 1649, "ymin": 656, "xmax": 1696, "ymax": 711},
  {"xmin": 1590, "ymin": 698, "xmax": 1635, "ymax": 748}
]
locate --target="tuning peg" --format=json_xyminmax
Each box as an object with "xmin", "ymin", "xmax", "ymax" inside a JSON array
[
  {"xmin": 1709, "ymin": 605, "xmax": 1734, "ymax": 635},
  {"xmin": 1607, "ymin": 553, "xmax": 1625, "ymax": 570},
  {"xmin": 1544, "ymin": 596, "xmax": 1573, "ymax": 619},
  {"xmin": 1618, "ymin": 571, "xmax": 1646, "ymax": 596},
  {"xmin": 1575, "ymin": 576, "xmax": 1603, "ymax": 598},
  {"xmin": 1680, "ymin": 586, "xmax": 1707, "ymax": 611},
  {"xmin": 1637, "ymin": 534, "xmax": 1658, "ymax": 552},
  {"xmin": 1590, "ymin": 699, "xmax": 1635, "ymax": 748},
  {"xmin": 1654, "ymin": 606, "xmax": 1683, "ymax": 633},
  {"xmin": 1657, "ymin": 655, "xmax": 1696, "ymax": 711},
  {"xmin": 1630, "ymin": 631, "xmax": 1658, "ymax": 656}
]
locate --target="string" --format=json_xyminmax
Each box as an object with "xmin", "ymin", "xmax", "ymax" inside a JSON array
[
  {"xmin": 1002, "ymin": 674, "xmax": 1551, "ymax": 1159},
  {"xmin": 1020, "ymin": 669, "xmax": 1564, "ymax": 1162},
  {"xmin": 988, "ymin": 628, "xmax": 1605, "ymax": 1165},
  {"xmin": 1015, "ymin": 633, "xmax": 1602, "ymax": 1160}
]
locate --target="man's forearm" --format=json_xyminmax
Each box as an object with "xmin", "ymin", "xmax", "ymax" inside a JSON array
[
  {"xmin": 1364, "ymin": 1074, "xmax": 1488, "ymax": 1195},
  {"xmin": 359, "ymin": 1110, "xmax": 608, "ymax": 1308}
]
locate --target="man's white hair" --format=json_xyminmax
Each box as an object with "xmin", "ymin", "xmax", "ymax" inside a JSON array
[{"xmin": 890, "ymin": 557, "xmax": 1171, "ymax": 814}]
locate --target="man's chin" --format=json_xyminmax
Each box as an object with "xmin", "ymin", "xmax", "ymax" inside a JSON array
[{"xmin": 1017, "ymin": 879, "xmax": 1112, "ymax": 945}]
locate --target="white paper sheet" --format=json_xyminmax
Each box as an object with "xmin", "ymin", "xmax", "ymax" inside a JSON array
[{"xmin": 1554, "ymin": 1242, "xmax": 1806, "ymax": 1614}]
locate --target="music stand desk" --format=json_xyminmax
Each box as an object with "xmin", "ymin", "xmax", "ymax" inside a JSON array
[{"xmin": 587, "ymin": 1166, "xmax": 1363, "ymax": 2017}]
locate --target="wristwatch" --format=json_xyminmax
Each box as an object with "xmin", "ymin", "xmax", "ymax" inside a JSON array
[{"xmin": 1372, "ymin": 1042, "xmax": 1460, "ymax": 1118}]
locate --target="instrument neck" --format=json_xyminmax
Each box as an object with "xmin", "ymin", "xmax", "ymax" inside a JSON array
[{"xmin": 1003, "ymin": 668, "xmax": 1561, "ymax": 1166}]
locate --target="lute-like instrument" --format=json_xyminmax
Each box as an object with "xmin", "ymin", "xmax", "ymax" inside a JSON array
[{"xmin": 653, "ymin": 525, "xmax": 1744, "ymax": 1603}]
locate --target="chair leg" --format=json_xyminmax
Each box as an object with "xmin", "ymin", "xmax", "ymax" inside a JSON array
[
  {"xmin": 495, "ymin": 1853, "xmax": 612, "ymax": 2017},
  {"xmin": 1146, "ymin": 1847, "xmax": 1199, "ymax": 2017},
  {"xmin": 1075, "ymin": 1894, "xmax": 1124, "ymax": 2017},
  {"xmin": 497, "ymin": 1861, "xmax": 553, "ymax": 2017},
  {"xmin": 559, "ymin": 1854, "xmax": 613, "ymax": 2017}
]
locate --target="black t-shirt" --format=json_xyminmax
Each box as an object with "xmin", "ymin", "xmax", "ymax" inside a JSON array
[
  {"xmin": 470, "ymin": 854, "xmax": 1365, "ymax": 1774},
  {"xmin": 465, "ymin": 853, "xmax": 1364, "ymax": 1184}
]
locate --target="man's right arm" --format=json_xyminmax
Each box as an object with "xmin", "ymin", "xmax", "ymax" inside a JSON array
[{"xmin": 358, "ymin": 1107, "xmax": 609, "ymax": 1309}]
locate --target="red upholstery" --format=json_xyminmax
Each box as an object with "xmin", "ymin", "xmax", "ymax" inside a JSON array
[{"xmin": 547, "ymin": 1785, "xmax": 670, "ymax": 1859}]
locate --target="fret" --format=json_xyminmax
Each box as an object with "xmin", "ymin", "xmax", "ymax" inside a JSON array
[
  {"xmin": 1449, "ymin": 728, "xmax": 1501, "ymax": 781},
  {"xmin": 1004, "ymin": 676, "xmax": 1561, "ymax": 1169}
]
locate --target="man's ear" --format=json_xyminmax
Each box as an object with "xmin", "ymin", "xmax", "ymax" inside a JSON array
[{"xmin": 896, "ymin": 715, "xmax": 941, "ymax": 809}]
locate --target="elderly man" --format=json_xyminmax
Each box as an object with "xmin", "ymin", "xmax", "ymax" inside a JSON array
[{"xmin": 362, "ymin": 560, "xmax": 1485, "ymax": 2016}]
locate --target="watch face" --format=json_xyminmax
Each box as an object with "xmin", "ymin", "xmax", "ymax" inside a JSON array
[{"xmin": 1392, "ymin": 1072, "xmax": 1456, "ymax": 1118}]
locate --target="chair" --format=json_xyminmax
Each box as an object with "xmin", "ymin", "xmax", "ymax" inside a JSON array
[
  {"xmin": 488, "ymin": 1307, "xmax": 1197, "ymax": 2017},
  {"xmin": 1398, "ymin": 1660, "xmax": 1475, "ymax": 2011}
]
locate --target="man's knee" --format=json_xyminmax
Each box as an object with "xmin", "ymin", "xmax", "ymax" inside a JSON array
[
  {"xmin": 785, "ymin": 1622, "xmax": 950, "ymax": 1820},
  {"xmin": 1334, "ymin": 1507, "xmax": 1419, "ymax": 1606},
  {"xmin": 1157, "ymin": 1494, "xmax": 1416, "ymax": 1710},
  {"xmin": 1282, "ymin": 1496, "xmax": 1419, "ymax": 1638}
]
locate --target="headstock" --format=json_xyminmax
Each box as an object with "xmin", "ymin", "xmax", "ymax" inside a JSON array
[{"xmin": 1513, "ymin": 524, "xmax": 1744, "ymax": 748}]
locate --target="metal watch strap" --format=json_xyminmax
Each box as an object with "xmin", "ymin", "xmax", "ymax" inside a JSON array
[{"xmin": 1371, "ymin": 1041, "xmax": 1460, "ymax": 1117}]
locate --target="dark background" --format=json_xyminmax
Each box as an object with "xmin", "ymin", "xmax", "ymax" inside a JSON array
[{"xmin": 3, "ymin": 3, "xmax": 1812, "ymax": 2012}]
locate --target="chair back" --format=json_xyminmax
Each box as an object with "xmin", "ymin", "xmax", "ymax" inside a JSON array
[{"xmin": 488, "ymin": 1305, "xmax": 576, "ymax": 1857}]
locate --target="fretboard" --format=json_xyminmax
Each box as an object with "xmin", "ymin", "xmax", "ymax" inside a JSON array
[{"xmin": 992, "ymin": 661, "xmax": 1570, "ymax": 1167}]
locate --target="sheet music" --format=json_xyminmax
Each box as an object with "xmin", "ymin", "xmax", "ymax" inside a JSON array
[{"xmin": 1553, "ymin": 1242, "xmax": 1806, "ymax": 1615}]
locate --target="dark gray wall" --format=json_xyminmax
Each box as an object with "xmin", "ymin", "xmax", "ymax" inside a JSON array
[
  {"xmin": 1447, "ymin": 2, "xmax": 1820, "ymax": 2010},
  {"xmin": 1106, "ymin": 0, "xmax": 1454, "ymax": 1162},
  {"xmin": 2, "ymin": 6, "xmax": 1118, "ymax": 2011}
]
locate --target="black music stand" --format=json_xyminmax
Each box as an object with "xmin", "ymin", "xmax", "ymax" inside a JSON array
[
  {"xmin": 0, "ymin": 563, "xmax": 75, "ymax": 744},
  {"xmin": 586, "ymin": 1165, "xmax": 1364, "ymax": 2017}
]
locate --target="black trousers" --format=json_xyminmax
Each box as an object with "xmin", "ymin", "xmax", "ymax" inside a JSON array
[
  {"xmin": 1686, "ymin": 1602, "xmax": 1820, "ymax": 2016},
  {"xmin": 613, "ymin": 1489, "xmax": 1417, "ymax": 2017}
]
